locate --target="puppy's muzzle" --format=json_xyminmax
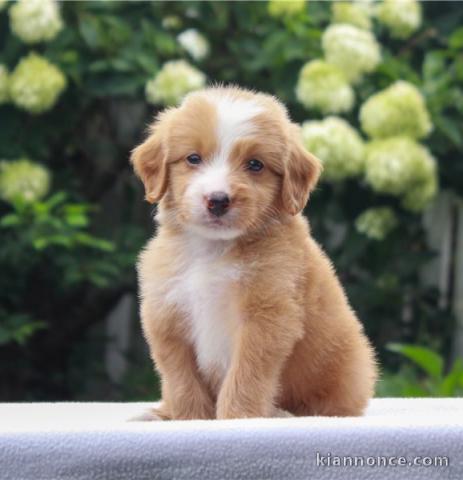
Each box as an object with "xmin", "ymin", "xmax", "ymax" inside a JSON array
[{"xmin": 206, "ymin": 191, "xmax": 230, "ymax": 217}]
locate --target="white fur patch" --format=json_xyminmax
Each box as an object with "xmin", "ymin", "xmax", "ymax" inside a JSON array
[
  {"xmin": 186, "ymin": 162, "xmax": 230, "ymax": 202},
  {"xmin": 212, "ymin": 94, "xmax": 263, "ymax": 164},
  {"xmin": 164, "ymin": 237, "xmax": 241, "ymax": 377}
]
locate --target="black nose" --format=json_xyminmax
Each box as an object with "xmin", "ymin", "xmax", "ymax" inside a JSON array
[{"xmin": 207, "ymin": 191, "xmax": 230, "ymax": 217}]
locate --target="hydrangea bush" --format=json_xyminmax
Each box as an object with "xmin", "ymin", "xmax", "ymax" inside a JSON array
[
  {"xmin": 364, "ymin": 137, "xmax": 437, "ymax": 210},
  {"xmin": 9, "ymin": 52, "xmax": 66, "ymax": 113},
  {"xmin": 177, "ymin": 28, "xmax": 210, "ymax": 61},
  {"xmin": 321, "ymin": 24, "xmax": 381, "ymax": 82},
  {"xmin": 377, "ymin": 0, "xmax": 422, "ymax": 39},
  {"xmin": 302, "ymin": 116, "xmax": 365, "ymax": 181},
  {"xmin": 145, "ymin": 59, "xmax": 206, "ymax": 106},
  {"xmin": 331, "ymin": 2, "xmax": 372, "ymax": 30},
  {"xmin": 9, "ymin": 0, "xmax": 63, "ymax": 44},
  {"xmin": 0, "ymin": 1, "xmax": 462, "ymax": 400},
  {"xmin": 0, "ymin": 159, "xmax": 50, "ymax": 203},
  {"xmin": 295, "ymin": 1, "xmax": 440, "ymax": 237},
  {"xmin": 296, "ymin": 59, "xmax": 354, "ymax": 113},
  {"xmin": 355, "ymin": 207, "xmax": 398, "ymax": 241},
  {"xmin": 360, "ymin": 81, "xmax": 432, "ymax": 140}
]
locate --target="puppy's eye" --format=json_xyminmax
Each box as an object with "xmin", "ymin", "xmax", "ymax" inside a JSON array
[
  {"xmin": 186, "ymin": 153, "xmax": 202, "ymax": 165},
  {"xmin": 246, "ymin": 158, "xmax": 264, "ymax": 172}
]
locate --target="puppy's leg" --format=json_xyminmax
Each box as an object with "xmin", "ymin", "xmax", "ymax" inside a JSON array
[
  {"xmin": 146, "ymin": 328, "xmax": 215, "ymax": 420},
  {"xmin": 308, "ymin": 337, "xmax": 376, "ymax": 417},
  {"xmin": 216, "ymin": 301, "xmax": 303, "ymax": 420}
]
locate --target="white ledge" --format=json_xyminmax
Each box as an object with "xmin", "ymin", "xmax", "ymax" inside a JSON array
[{"xmin": 0, "ymin": 398, "xmax": 462, "ymax": 479}]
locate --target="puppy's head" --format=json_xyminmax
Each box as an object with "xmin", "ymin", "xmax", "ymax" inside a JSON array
[{"xmin": 131, "ymin": 86, "xmax": 321, "ymax": 240}]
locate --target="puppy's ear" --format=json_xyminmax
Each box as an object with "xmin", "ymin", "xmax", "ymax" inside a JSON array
[
  {"xmin": 130, "ymin": 111, "xmax": 173, "ymax": 204},
  {"xmin": 281, "ymin": 124, "xmax": 322, "ymax": 215}
]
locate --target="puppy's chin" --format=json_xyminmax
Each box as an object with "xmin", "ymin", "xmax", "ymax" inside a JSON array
[
  {"xmin": 186, "ymin": 222, "xmax": 243, "ymax": 241},
  {"xmin": 184, "ymin": 205, "xmax": 245, "ymax": 241}
]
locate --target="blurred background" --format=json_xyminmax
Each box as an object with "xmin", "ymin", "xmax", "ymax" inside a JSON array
[{"xmin": 0, "ymin": 0, "xmax": 462, "ymax": 402}]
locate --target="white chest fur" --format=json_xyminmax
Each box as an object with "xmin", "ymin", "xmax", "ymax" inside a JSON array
[{"xmin": 165, "ymin": 238, "xmax": 241, "ymax": 377}]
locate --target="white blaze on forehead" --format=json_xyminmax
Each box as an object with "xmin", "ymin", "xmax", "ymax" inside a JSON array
[
  {"xmin": 212, "ymin": 95, "xmax": 263, "ymax": 161},
  {"xmin": 189, "ymin": 93, "xmax": 263, "ymax": 196}
]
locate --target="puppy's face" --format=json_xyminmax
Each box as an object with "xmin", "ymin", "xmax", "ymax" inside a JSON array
[{"xmin": 132, "ymin": 87, "xmax": 321, "ymax": 240}]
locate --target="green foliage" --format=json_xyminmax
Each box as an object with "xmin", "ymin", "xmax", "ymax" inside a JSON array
[
  {"xmin": 378, "ymin": 344, "xmax": 463, "ymax": 397},
  {"xmin": 0, "ymin": 312, "xmax": 45, "ymax": 346},
  {"xmin": 422, "ymin": 25, "xmax": 463, "ymax": 189},
  {"xmin": 1, "ymin": 192, "xmax": 113, "ymax": 252},
  {"xmin": 0, "ymin": 1, "xmax": 462, "ymax": 400},
  {"xmin": 388, "ymin": 343, "xmax": 443, "ymax": 377}
]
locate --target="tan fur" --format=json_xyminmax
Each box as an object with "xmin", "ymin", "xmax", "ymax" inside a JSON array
[{"xmin": 131, "ymin": 86, "xmax": 377, "ymax": 420}]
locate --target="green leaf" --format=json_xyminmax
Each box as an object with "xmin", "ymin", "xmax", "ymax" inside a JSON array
[
  {"xmin": 88, "ymin": 60, "xmax": 113, "ymax": 73},
  {"xmin": 439, "ymin": 358, "xmax": 463, "ymax": 396},
  {"xmin": 86, "ymin": 74, "xmax": 144, "ymax": 97},
  {"xmin": 65, "ymin": 213, "xmax": 89, "ymax": 227},
  {"xmin": 79, "ymin": 15, "xmax": 100, "ymax": 50},
  {"xmin": 33, "ymin": 235, "xmax": 73, "ymax": 250},
  {"xmin": 423, "ymin": 51, "xmax": 446, "ymax": 81},
  {"xmin": 449, "ymin": 27, "xmax": 463, "ymax": 50},
  {"xmin": 133, "ymin": 52, "xmax": 158, "ymax": 74},
  {"xmin": 387, "ymin": 343, "xmax": 444, "ymax": 379},
  {"xmin": 435, "ymin": 114, "xmax": 463, "ymax": 147},
  {"xmin": 32, "ymin": 238, "xmax": 49, "ymax": 250},
  {"xmin": 12, "ymin": 321, "xmax": 47, "ymax": 346},
  {"xmin": 402, "ymin": 384, "xmax": 430, "ymax": 397},
  {"xmin": 74, "ymin": 233, "xmax": 115, "ymax": 251},
  {"xmin": 0, "ymin": 214, "xmax": 21, "ymax": 227},
  {"xmin": 0, "ymin": 314, "xmax": 46, "ymax": 346},
  {"xmin": 45, "ymin": 192, "xmax": 68, "ymax": 210}
]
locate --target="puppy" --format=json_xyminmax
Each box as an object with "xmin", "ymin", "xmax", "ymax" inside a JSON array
[{"xmin": 131, "ymin": 86, "xmax": 377, "ymax": 420}]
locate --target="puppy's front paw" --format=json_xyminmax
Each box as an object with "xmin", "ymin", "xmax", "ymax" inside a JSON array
[
  {"xmin": 173, "ymin": 399, "xmax": 215, "ymax": 420},
  {"xmin": 272, "ymin": 407, "xmax": 293, "ymax": 418},
  {"xmin": 216, "ymin": 398, "xmax": 265, "ymax": 420},
  {"xmin": 128, "ymin": 405, "xmax": 170, "ymax": 422}
]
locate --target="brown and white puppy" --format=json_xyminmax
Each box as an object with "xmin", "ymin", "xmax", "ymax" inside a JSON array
[{"xmin": 131, "ymin": 86, "xmax": 377, "ymax": 420}]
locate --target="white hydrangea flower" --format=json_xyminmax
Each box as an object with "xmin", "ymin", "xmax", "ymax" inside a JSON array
[
  {"xmin": 9, "ymin": 0, "xmax": 63, "ymax": 44},
  {"xmin": 364, "ymin": 137, "xmax": 438, "ymax": 211},
  {"xmin": 331, "ymin": 2, "xmax": 372, "ymax": 30},
  {"xmin": 360, "ymin": 81, "xmax": 432, "ymax": 140},
  {"xmin": 9, "ymin": 53, "xmax": 67, "ymax": 114},
  {"xmin": 322, "ymin": 24, "xmax": 381, "ymax": 83},
  {"xmin": 0, "ymin": 159, "xmax": 51, "ymax": 204},
  {"xmin": 377, "ymin": 0, "xmax": 422, "ymax": 39},
  {"xmin": 177, "ymin": 29, "xmax": 210, "ymax": 61},
  {"xmin": 401, "ymin": 175, "xmax": 438, "ymax": 212},
  {"xmin": 145, "ymin": 60, "xmax": 206, "ymax": 106},
  {"xmin": 0, "ymin": 65, "xmax": 9, "ymax": 104},
  {"xmin": 356, "ymin": 207, "xmax": 398, "ymax": 240},
  {"xmin": 268, "ymin": 0, "xmax": 306, "ymax": 17},
  {"xmin": 296, "ymin": 60, "xmax": 354, "ymax": 114},
  {"xmin": 301, "ymin": 117, "xmax": 365, "ymax": 182},
  {"xmin": 354, "ymin": 0, "xmax": 376, "ymax": 17}
]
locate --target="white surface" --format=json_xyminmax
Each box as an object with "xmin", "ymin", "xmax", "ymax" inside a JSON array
[{"xmin": 0, "ymin": 398, "xmax": 462, "ymax": 479}]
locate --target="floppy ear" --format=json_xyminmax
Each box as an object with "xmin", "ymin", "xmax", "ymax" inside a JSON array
[
  {"xmin": 281, "ymin": 124, "xmax": 322, "ymax": 215},
  {"xmin": 130, "ymin": 112, "xmax": 172, "ymax": 204}
]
